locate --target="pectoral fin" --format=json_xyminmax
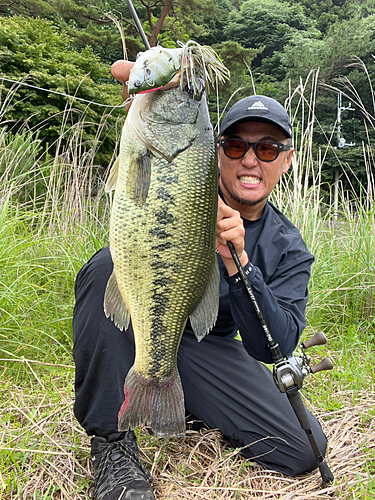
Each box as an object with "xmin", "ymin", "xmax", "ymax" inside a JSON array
[
  {"xmin": 105, "ymin": 157, "xmax": 120, "ymax": 193},
  {"xmin": 126, "ymin": 149, "xmax": 151, "ymax": 205},
  {"xmin": 104, "ymin": 271, "xmax": 131, "ymax": 331},
  {"xmin": 190, "ymin": 258, "xmax": 220, "ymax": 341}
]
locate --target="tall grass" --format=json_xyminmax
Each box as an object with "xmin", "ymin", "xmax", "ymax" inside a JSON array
[
  {"xmin": 280, "ymin": 73, "xmax": 375, "ymax": 339},
  {"xmin": 0, "ymin": 80, "xmax": 120, "ymax": 370},
  {"xmin": 0, "ymin": 73, "xmax": 374, "ymax": 498}
]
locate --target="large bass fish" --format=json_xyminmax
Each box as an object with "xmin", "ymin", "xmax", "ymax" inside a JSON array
[{"xmin": 104, "ymin": 42, "xmax": 229, "ymax": 437}]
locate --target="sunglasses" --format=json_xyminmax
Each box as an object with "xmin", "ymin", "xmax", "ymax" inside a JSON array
[{"xmin": 219, "ymin": 138, "xmax": 292, "ymax": 162}]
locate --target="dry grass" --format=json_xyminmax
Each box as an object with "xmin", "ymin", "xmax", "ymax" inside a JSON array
[{"xmin": 1, "ymin": 363, "xmax": 374, "ymax": 500}]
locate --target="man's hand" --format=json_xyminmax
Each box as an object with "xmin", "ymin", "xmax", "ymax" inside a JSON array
[
  {"xmin": 111, "ymin": 60, "xmax": 135, "ymax": 108},
  {"xmin": 216, "ymin": 197, "xmax": 249, "ymax": 276}
]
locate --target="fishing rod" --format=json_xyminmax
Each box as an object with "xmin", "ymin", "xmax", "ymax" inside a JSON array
[
  {"xmin": 125, "ymin": 0, "xmax": 151, "ymax": 50},
  {"xmin": 227, "ymin": 241, "xmax": 334, "ymax": 484}
]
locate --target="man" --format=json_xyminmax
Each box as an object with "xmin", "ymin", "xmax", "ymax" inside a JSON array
[{"xmin": 73, "ymin": 61, "xmax": 327, "ymax": 500}]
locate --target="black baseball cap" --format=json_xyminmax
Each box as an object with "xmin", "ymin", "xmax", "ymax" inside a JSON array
[{"xmin": 219, "ymin": 95, "xmax": 293, "ymax": 138}]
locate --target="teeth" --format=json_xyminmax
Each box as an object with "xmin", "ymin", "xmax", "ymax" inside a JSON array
[{"xmin": 239, "ymin": 176, "xmax": 260, "ymax": 185}]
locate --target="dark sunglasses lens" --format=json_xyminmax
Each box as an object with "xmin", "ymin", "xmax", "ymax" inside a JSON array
[
  {"xmin": 255, "ymin": 142, "xmax": 279, "ymax": 161},
  {"xmin": 223, "ymin": 139, "xmax": 248, "ymax": 158}
]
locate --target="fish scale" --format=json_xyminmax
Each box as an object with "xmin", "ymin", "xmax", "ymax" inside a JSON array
[{"xmin": 104, "ymin": 44, "xmax": 227, "ymax": 437}]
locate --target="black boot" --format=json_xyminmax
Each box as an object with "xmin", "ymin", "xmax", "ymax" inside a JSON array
[{"xmin": 89, "ymin": 432, "xmax": 155, "ymax": 500}]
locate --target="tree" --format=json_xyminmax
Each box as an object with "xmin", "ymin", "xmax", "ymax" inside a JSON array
[
  {"xmin": 293, "ymin": 0, "xmax": 353, "ymax": 33},
  {"xmin": 0, "ymin": 0, "xmax": 55, "ymax": 16},
  {"xmin": 279, "ymin": 14, "xmax": 375, "ymax": 192},
  {"xmin": 223, "ymin": 0, "xmax": 317, "ymax": 80},
  {"xmin": 0, "ymin": 0, "xmax": 145, "ymax": 61},
  {"xmin": 211, "ymin": 41, "xmax": 260, "ymax": 110},
  {"xmin": 0, "ymin": 15, "xmax": 123, "ymax": 162},
  {"xmin": 0, "ymin": 0, "xmax": 222, "ymax": 61},
  {"xmin": 281, "ymin": 16, "xmax": 374, "ymax": 84}
]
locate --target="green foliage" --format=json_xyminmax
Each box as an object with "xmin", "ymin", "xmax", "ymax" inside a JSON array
[
  {"xmin": 0, "ymin": 129, "xmax": 42, "ymax": 178},
  {"xmin": 0, "ymin": 200, "xmax": 108, "ymax": 365},
  {"xmin": 294, "ymin": 0, "xmax": 351, "ymax": 33},
  {"xmin": 283, "ymin": 14, "xmax": 375, "ymax": 192},
  {"xmin": 196, "ymin": 0, "xmax": 234, "ymax": 46},
  {"xmin": 0, "ymin": 0, "xmax": 223, "ymax": 60},
  {"xmin": 210, "ymin": 41, "xmax": 261, "ymax": 114},
  {"xmin": 0, "ymin": 15, "xmax": 124, "ymax": 164},
  {"xmin": 223, "ymin": 0, "xmax": 318, "ymax": 79},
  {"xmin": 0, "ymin": 216, "xmax": 68, "ymax": 362},
  {"xmin": 145, "ymin": 0, "xmax": 222, "ymax": 47},
  {"xmin": 282, "ymin": 15, "xmax": 374, "ymax": 83},
  {"xmin": 0, "ymin": 0, "xmax": 127, "ymax": 56},
  {"xmin": 0, "ymin": 0, "xmax": 56, "ymax": 17}
]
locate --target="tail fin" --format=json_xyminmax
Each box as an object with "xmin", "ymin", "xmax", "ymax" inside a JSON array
[{"xmin": 118, "ymin": 366, "xmax": 186, "ymax": 438}]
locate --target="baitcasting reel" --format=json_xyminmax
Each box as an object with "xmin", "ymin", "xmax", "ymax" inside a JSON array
[{"xmin": 273, "ymin": 331, "xmax": 334, "ymax": 393}]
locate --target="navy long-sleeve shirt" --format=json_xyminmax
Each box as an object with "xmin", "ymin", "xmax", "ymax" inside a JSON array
[{"xmin": 186, "ymin": 201, "xmax": 314, "ymax": 364}]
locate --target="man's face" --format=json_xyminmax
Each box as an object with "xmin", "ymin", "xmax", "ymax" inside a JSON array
[{"xmin": 218, "ymin": 121, "xmax": 294, "ymax": 219}]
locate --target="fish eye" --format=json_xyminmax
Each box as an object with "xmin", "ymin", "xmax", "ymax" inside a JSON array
[
  {"xmin": 184, "ymin": 83, "xmax": 195, "ymax": 95},
  {"xmin": 183, "ymin": 81, "xmax": 203, "ymax": 101}
]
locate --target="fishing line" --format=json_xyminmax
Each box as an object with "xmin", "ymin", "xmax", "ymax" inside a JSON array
[{"xmin": 1, "ymin": 77, "xmax": 132, "ymax": 109}]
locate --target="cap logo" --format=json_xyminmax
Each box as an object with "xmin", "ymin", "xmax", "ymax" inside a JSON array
[{"xmin": 248, "ymin": 101, "xmax": 268, "ymax": 110}]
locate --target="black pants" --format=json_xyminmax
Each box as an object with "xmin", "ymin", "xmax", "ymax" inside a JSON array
[{"xmin": 73, "ymin": 248, "xmax": 327, "ymax": 477}]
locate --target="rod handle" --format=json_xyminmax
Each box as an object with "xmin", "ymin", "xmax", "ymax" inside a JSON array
[{"xmin": 318, "ymin": 458, "xmax": 335, "ymax": 484}]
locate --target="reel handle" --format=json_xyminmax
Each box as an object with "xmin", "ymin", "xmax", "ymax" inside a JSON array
[
  {"xmin": 311, "ymin": 357, "xmax": 334, "ymax": 374},
  {"xmin": 301, "ymin": 331, "xmax": 327, "ymax": 349}
]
